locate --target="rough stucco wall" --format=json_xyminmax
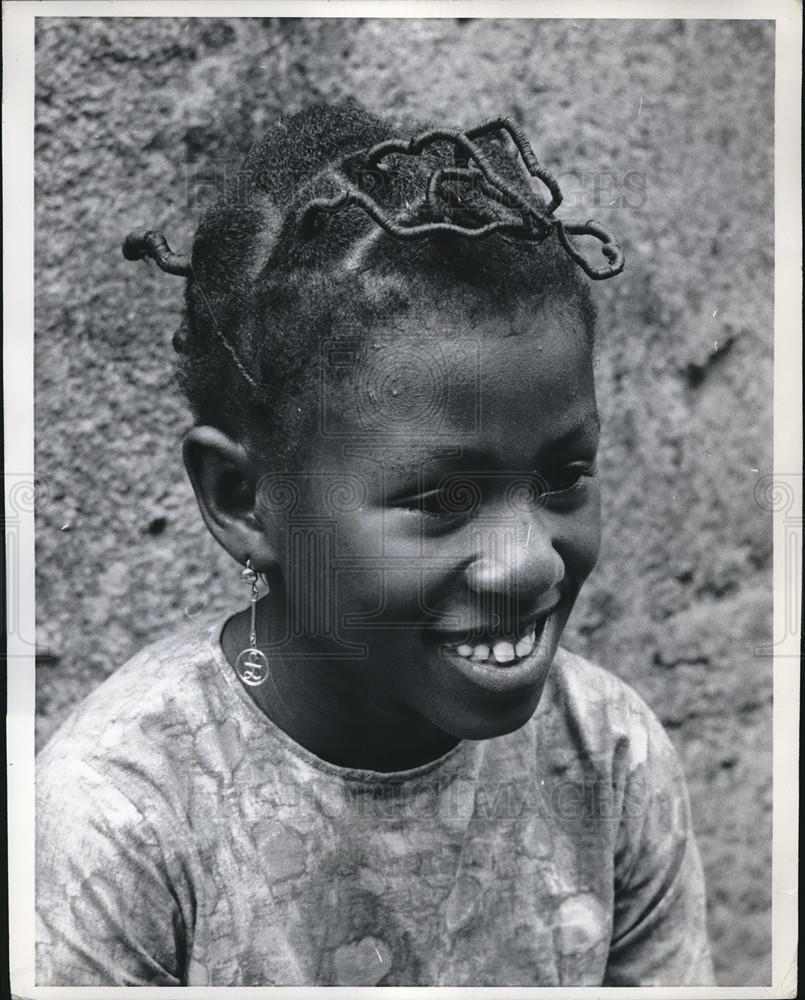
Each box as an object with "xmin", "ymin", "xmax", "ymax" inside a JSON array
[{"xmin": 34, "ymin": 17, "xmax": 774, "ymax": 985}]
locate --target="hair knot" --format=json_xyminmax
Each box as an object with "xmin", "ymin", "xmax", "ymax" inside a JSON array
[{"xmin": 299, "ymin": 116, "xmax": 625, "ymax": 281}]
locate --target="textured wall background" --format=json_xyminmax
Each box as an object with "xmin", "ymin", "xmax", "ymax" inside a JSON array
[{"xmin": 34, "ymin": 17, "xmax": 774, "ymax": 985}]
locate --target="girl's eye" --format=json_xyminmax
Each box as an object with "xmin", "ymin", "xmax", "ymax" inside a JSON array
[
  {"xmin": 540, "ymin": 461, "xmax": 597, "ymax": 500},
  {"xmin": 394, "ymin": 464, "xmax": 596, "ymax": 519},
  {"xmin": 406, "ymin": 486, "xmax": 479, "ymax": 518},
  {"xmin": 413, "ymin": 491, "xmax": 450, "ymax": 516},
  {"xmin": 396, "ymin": 478, "xmax": 482, "ymax": 520}
]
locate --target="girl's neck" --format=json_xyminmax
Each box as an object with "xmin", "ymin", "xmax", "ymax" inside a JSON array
[{"xmin": 220, "ymin": 600, "xmax": 460, "ymax": 772}]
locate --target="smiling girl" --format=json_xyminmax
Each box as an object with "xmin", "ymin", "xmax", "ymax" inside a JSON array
[{"xmin": 36, "ymin": 102, "xmax": 714, "ymax": 986}]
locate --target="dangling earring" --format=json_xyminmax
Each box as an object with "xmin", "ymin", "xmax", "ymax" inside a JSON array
[{"xmin": 235, "ymin": 559, "xmax": 270, "ymax": 687}]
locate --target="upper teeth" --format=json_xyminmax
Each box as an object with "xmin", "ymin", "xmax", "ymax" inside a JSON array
[{"xmin": 450, "ymin": 624, "xmax": 538, "ymax": 665}]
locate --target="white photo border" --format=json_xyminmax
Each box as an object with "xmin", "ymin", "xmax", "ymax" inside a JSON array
[{"xmin": 5, "ymin": 2, "xmax": 801, "ymax": 997}]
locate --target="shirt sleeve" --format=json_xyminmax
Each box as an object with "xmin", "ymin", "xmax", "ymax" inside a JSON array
[
  {"xmin": 603, "ymin": 704, "xmax": 716, "ymax": 986},
  {"xmin": 36, "ymin": 754, "xmax": 189, "ymax": 986}
]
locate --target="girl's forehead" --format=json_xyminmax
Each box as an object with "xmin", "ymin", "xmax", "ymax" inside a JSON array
[
  {"xmin": 357, "ymin": 292, "xmax": 590, "ymax": 379},
  {"xmin": 316, "ymin": 296, "xmax": 596, "ymax": 459}
]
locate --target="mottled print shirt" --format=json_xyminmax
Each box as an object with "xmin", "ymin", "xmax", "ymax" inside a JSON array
[{"xmin": 36, "ymin": 618, "xmax": 715, "ymax": 986}]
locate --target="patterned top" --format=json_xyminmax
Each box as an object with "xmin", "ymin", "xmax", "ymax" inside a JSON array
[{"xmin": 36, "ymin": 618, "xmax": 715, "ymax": 986}]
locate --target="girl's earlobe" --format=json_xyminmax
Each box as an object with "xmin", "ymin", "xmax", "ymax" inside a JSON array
[{"xmin": 182, "ymin": 426, "xmax": 276, "ymax": 570}]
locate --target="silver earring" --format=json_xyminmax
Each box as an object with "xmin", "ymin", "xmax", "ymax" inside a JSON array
[{"xmin": 235, "ymin": 559, "xmax": 270, "ymax": 687}]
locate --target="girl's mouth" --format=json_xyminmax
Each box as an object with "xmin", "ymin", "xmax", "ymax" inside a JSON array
[
  {"xmin": 441, "ymin": 619, "xmax": 541, "ymax": 667},
  {"xmin": 435, "ymin": 608, "xmax": 561, "ymax": 695}
]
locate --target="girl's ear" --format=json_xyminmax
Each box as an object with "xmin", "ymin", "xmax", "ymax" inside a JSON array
[{"xmin": 182, "ymin": 426, "xmax": 276, "ymax": 571}]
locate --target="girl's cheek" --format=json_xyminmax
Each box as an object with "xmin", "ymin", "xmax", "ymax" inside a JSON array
[{"xmin": 566, "ymin": 489, "xmax": 603, "ymax": 579}]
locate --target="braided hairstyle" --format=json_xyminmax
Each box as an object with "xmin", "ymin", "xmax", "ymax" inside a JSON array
[{"xmin": 124, "ymin": 102, "xmax": 623, "ymax": 464}]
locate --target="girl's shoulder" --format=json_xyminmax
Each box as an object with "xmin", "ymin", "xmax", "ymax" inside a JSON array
[
  {"xmin": 548, "ymin": 645, "xmax": 657, "ymax": 711},
  {"xmin": 36, "ymin": 616, "xmax": 237, "ymax": 777},
  {"xmin": 534, "ymin": 646, "xmax": 681, "ymax": 780}
]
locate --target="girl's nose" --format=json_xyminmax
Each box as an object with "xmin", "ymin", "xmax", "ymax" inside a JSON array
[{"xmin": 463, "ymin": 513, "xmax": 564, "ymax": 600}]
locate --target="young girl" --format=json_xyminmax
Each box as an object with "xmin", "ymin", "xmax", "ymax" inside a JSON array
[{"xmin": 36, "ymin": 102, "xmax": 714, "ymax": 987}]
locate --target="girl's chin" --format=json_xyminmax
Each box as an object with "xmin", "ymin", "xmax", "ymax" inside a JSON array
[{"xmin": 447, "ymin": 672, "xmax": 551, "ymax": 739}]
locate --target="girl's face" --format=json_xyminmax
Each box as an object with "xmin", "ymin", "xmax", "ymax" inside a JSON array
[{"xmin": 256, "ymin": 292, "xmax": 600, "ymax": 754}]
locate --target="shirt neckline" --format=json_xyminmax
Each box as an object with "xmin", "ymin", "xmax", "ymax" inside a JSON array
[{"xmin": 204, "ymin": 613, "xmax": 475, "ymax": 787}]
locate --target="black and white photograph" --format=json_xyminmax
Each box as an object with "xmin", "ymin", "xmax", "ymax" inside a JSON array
[{"xmin": 4, "ymin": 1, "xmax": 800, "ymax": 995}]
